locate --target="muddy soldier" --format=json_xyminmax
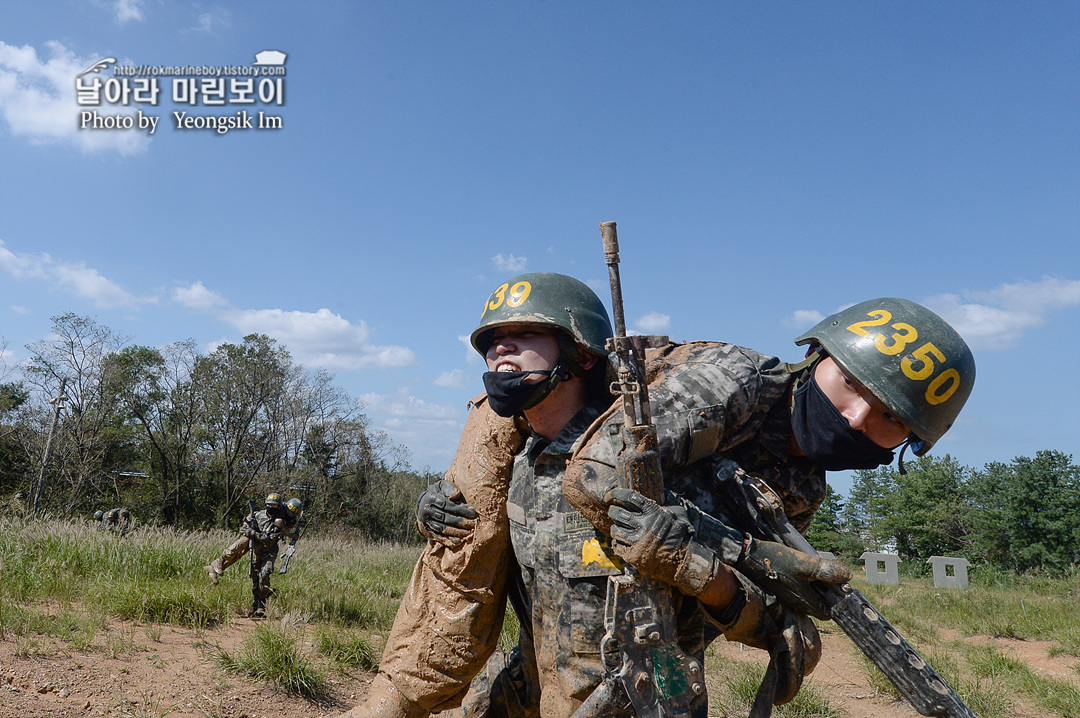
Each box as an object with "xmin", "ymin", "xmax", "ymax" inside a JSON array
[
  {"xmin": 347, "ymin": 274, "xmax": 833, "ymax": 717},
  {"xmin": 95, "ymin": 507, "xmax": 132, "ymax": 533},
  {"xmin": 205, "ymin": 494, "xmax": 302, "ymax": 616},
  {"xmin": 349, "ymin": 276, "xmax": 975, "ymax": 716}
]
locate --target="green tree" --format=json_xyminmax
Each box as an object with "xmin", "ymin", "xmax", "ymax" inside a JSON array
[
  {"xmin": 842, "ymin": 467, "xmax": 895, "ymax": 551},
  {"xmin": 192, "ymin": 334, "xmax": 292, "ymax": 527},
  {"xmin": 806, "ymin": 484, "xmax": 863, "ymax": 559},
  {"xmin": 105, "ymin": 340, "xmax": 202, "ymax": 525},
  {"xmin": 23, "ymin": 314, "xmax": 130, "ymax": 516},
  {"xmin": 878, "ymin": 455, "xmax": 972, "ymax": 563},
  {"xmin": 968, "ymin": 451, "xmax": 1080, "ymax": 574}
]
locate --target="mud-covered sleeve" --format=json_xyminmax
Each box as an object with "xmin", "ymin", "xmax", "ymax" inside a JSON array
[{"xmin": 565, "ymin": 343, "xmax": 785, "ymax": 533}]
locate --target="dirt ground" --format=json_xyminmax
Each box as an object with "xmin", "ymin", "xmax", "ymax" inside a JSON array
[{"xmin": 0, "ymin": 618, "xmax": 1075, "ymax": 718}]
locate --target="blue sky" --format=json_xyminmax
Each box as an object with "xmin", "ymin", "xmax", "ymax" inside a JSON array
[{"xmin": 0, "ymin": 2, "xmax": 1077, "ymax": 497}]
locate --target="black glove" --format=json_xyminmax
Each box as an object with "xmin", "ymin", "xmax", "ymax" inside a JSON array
[
  {"xmin": 416, "ymin": 480, "xmax": 478, "ymax": 547},
  {"xmin": 612, "ymin": 489, "xmax": 851, "ymax": 620},
  {"xmin": 606, "ymin": 487, "xmax": 722, "ymax": 596}
]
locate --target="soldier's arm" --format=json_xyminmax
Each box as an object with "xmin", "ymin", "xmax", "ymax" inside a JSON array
[{"xmin": 356, "ymin": 395, "xmax": 526, "ymax": 715}]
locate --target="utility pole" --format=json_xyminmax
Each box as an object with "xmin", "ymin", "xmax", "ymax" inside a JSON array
[{"xmin": 33, "ymin": 378, "xmax": 67, "ymax": 517}]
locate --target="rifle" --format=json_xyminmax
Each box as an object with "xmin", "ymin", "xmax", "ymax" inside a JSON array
[
  {"xmin": 575, "ymin": 221, "xmax": 704, "ymax": 718},
  {"xmin": 247, "ymin": 499, "xmax": 258, "ymax": 573},
  {"xmin": 712, "ymin": 463, "xmax": 976, "ymax": 718},
  {"xmin": 278, "ymin": 514, "xmax": 305, "ymax": 574}
]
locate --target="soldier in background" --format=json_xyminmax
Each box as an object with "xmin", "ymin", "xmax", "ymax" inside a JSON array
[
  {"xmin": 98, "ymin": 507, "xmax": 132, "ymax": 533},
  {"xmin": 205, "ymin": 494, "xmax": 302, "ymax": 593}
]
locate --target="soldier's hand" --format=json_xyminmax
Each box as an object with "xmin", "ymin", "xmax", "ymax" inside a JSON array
[
  {"xmin": 735, "ymin": 537, "xmax": 850, "ymax": 620},
  {"xmin": 416, "ymin": 480, "xmax": 478, "ymax": 547},
  {"xmin": 605, "ymin": 488, "xmax": 719, "ymax": 596}
]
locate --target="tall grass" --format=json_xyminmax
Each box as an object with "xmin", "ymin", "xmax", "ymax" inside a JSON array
[
  {"xmin": 4, "ymin": 517, "xmax": 1080, "ymax": 715},
  {"xmin": 214, "ymin": 622, "xmax": 328, "ymax": 697}
]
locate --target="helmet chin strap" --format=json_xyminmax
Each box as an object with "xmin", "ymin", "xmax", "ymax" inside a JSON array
[
  {"xmin": 520, "ymin": 360, "xmax": 573, "ymax": 410},
  {"xmin": 785, "ymin": 346, "xmax": 825, "ymax": 389}
]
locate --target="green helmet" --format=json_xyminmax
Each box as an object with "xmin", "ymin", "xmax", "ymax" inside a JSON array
[
  {"xmin": 285, "ymin": 498, "xmax": 303, "ymax": 517},
  {"xmin": 265, "ymin": 492, "xmax": 282, "ymax": 508},
  {"xmin": 795, "ymin": 297, "xmax": 975, "ymax": 456},
  {"xmin": 94, "ymin": 510, "xmax": 104, "ymax": 521},
  {"xmin": 471, "ymin": 272, "xmax": 613, "ymax": 358}
]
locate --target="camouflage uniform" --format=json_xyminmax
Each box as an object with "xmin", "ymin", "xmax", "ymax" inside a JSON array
[
  {"xmin": 505, "ymin": 400, "xmax": 711, "ymax": 718},
  {"xmin": 566, "ymin": 341, "xmax": 825, "ymax": 535},
  {"xmin": 246, "ymin": 509, "xmax": 287, "ymax": 615},
  {"xmin": 352, "ymin": 342, "xmax": 823, "ymax": 717},
  {"xmin": 104, "ymin": 507, "xmax": 132, "ymax": 534}
]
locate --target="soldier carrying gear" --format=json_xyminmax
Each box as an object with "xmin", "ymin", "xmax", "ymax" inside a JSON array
[
  {"xmin": 101, "ymin": 507, "xmax": 132, "ymax": 533},
  {"xmin": 345, "ymin": 252, "xmax": 977, "ymax": 718},
  {"xmin": 204, "ymin": 493, "xmax": 300, "ymax": 587}
]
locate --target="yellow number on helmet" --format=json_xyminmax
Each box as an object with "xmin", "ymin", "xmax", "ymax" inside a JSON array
[
  {"xmin": 506, "ymin": 281, "xmax": 531, "ymax": 308},
  {"xmin": 874, "ymin": 322, "xmax": 918, "ymax": 356},
  {"xmin": 902, "ymin": 342, "xmax": 946, "ymax": 381},
  {"xmin": 846, "ymin": 310, "xmax": 891, "ymax": 337},
  {"xmin": 481, "ymin": 283, "xmax": 509, "ymax": 319}
]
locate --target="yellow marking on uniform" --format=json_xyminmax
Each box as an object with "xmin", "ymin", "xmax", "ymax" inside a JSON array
[{"xmin": 581, "ymin": 538, "xmax": 623, "ymax": 570}]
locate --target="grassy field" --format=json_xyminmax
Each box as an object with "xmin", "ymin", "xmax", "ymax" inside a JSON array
[{"xmin": 2, "ymin": 517, "xmax": 1079, "ymax": 717}]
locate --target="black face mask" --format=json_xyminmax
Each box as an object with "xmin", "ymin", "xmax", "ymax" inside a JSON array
[
  {"xmin": 790, "ymin": 374, "xmax": 895, "ymax": 471},
  {"xmin": 482, "ymin": 367, "xmax": 563, "ymax": 417}
]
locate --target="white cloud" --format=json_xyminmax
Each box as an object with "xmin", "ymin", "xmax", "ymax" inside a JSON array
[
  {"xmin": 52, "ymin": 261, "xmax": 136, "ymax": 308},
  {"xmin": 924, "ymin": 277, "xmax": 1080, "ymax": 351},
  {"xmin": 433, "ymin": 369, "xmax": 465, "ymax": 388},
  {"xmin": 112, "ymin": 0, "xmax": 144, "ymax": 23},
  {"xmin": 459, "ymin": 334, "xmax": 482, "ymax": 364},
  {"xmin": 0, "ymin": 239, "xmax": 137, "ymax": 308},
  {"xmin": 190, "ymin": 8, "xmax": 231, "ymax": 34},
  {"xmin": 783, "ymin": 309, "xmax": 826, "ymax": 329},
  {"xmin": 492, "ymin": 253, "xmax": 527, "ymax": 272},
  {"xmin": 0, "ymin": 41, "xmax": 149, "ymax": 155},
  {"xmin": 635, "ymin": 311, "xmax": 670, "ymax": 333},
  {"xmin": 172, "ymin": 281, "xmax": 229, "ymax": 311},
  {"xmin": 222, "ymin": 306, "xmax": 415, "ymax": 371},
  {"xmin": 360, "ymin": 390, "xmax": 460, "ymax": 422},
  {"xmin": 11, "ymin": 305, "xmax": 29, "ymax": 315},
  {"xmin": 0, "ymin": 240, "xmax": 45, "ymax": 278},
  {"xmin": 360, "ymin": 388, "xmax": 466, "ymax": 470}
]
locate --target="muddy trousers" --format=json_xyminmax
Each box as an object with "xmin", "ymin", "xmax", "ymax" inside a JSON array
[
  {"xmin": 249, "ymin": 545, "xmax": 278, "ymax": 614},
  {"xmin": 209, "ymin": 535, "xmax": 250, "ymax": 576}
]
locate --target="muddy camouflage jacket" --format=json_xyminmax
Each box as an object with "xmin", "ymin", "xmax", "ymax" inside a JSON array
[
  {"xmin": 567, "ymin": 340, "xmax": 826, "ymax": 534},
  {"xmin": 507, "ymin": 400, "xmax": 710, "ymax": 718}
]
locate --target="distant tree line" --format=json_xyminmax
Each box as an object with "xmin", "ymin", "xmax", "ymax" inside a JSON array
[
  {"xmin": 0, "ymin": 313, "xmax": 438, "ymax": 540},
  {"xmin": 807, "ymin": 450, "xmax": 1080, "ymax": 576}
]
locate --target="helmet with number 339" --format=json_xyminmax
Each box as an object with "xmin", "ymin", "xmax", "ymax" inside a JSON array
[
  {"xmin": 471, "ymin": 272, "xmax": 612, "ymax": 359},
  {"xmin": 795, "ymin": 297, "xmax": 975, "ymax": 456}
]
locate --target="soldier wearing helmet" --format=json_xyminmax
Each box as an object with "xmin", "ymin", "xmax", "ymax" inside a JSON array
[
  {"xmin": 347, "ymin": 282, "xmax": 975, "ymax": 717},
  {"xmin": 205, "ymin": 492, "xmax": 301, "ymax": 617},
  {"xmin": 101, "ymin": 507, "xmax": 132, "ymax": 534},
  {"xmin": 351, "ymin": 273, "xmax": 837, "ymax": 718}
]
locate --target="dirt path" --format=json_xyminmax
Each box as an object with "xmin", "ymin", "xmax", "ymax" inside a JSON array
[{"xmin": 0, "ymin": 619, "xmax": 1075, "ymax": 717}]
